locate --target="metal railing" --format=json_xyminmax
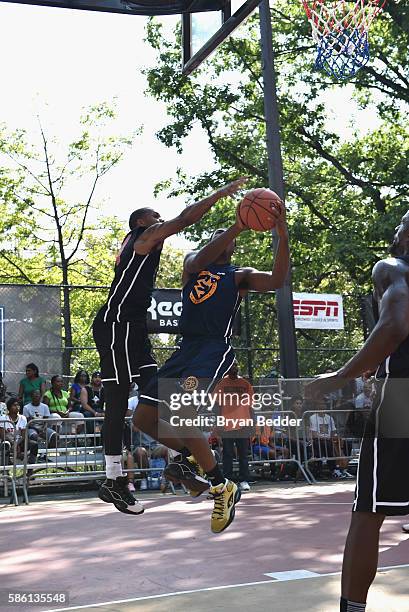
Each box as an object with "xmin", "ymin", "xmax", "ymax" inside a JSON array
[{"xmin": 1, "ymin": 405, "xmax": 372, "ymax": 505}]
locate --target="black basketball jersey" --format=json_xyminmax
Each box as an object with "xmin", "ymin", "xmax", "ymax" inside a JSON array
[
  {"xmin": 101, "ymin": 228, "xmax": 162, "ymax": 324},
  {"xmin": 179, "ymin": 264, "xmax": 241, "ymax": 339},
  {"xmin": 376, "ymin": 255, "xmax": 409, "ymax": 378}
]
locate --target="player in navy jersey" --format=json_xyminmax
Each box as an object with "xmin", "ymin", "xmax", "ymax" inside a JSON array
[
  {"xmin": 94, "ymin": 177, "xmax": 247, "ymax": 515},
  {"xmin": 308, "ymin": 212, "xmax": 409, "ymax": 612},
  {"xmin": 134, "ymin": 200, "xmax": 289, "ymax": 532}
]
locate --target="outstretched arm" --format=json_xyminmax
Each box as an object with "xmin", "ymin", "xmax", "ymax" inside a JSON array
[
  {"xmin": 237, "ymin": 201, "xmax": 289, "ymax": 292},
  {"xmin": 135, "ymin": 178, "xmax": 247, "ymax": 255},
  {"xmin": 308, "ymin": 261, "xmax": 409, "ymax": 397},
  {"xmin": 338, "ymin": 266, "xmax": 409, "ymax": 378}
]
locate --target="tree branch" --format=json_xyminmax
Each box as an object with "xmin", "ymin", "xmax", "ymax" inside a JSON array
[{"xmin": 0, "ymin": 252, "xmax": 35, "ymax": 283}]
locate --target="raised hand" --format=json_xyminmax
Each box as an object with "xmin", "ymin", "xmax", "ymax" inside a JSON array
[
  {"xmin": 272, "ymin": 199, "xmax": 288, "ymax": 238},
  {"xmin": 216, "ymin": 177, "xmax": 248, "ymax": 199}
]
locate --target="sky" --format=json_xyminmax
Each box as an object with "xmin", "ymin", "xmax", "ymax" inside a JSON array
[{"xmin": 0, "ymin": 1, "xmax": 380, "ymax": 251}]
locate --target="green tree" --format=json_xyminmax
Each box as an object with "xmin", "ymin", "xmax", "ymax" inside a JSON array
[
  {"xmin": 0, "ymin": 103, "xmax": 136, "ymax": 374},
  {"xmin": 142, "ymin": 5, "xmax": 409, "ymax": 375}
]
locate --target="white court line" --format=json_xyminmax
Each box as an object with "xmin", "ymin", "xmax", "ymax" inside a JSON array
[{"xmin": 42, "ymin": 563, "xmax": 409, "ymax": 612}]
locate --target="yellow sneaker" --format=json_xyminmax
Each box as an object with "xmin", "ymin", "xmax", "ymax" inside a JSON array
[{"xmin": 209, "ymin": 479, "xmax": 241, "ymax": 533}]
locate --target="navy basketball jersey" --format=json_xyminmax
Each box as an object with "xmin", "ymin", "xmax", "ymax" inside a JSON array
[
  {"xmin": 179, "ymin": 264, "xmax": 241, "ymax": 339},
  {"xmin": 101, "ymin": 228, "xmax": 162, "ymax": 324},
  {"xmin": 376, "ymin": 255, "xmax": 409, "ymax": 378}
]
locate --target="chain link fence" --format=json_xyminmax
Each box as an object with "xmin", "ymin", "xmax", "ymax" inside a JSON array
[{"xmin": 0, "ymin": 284, "xmax": 372, "ymax": 393}]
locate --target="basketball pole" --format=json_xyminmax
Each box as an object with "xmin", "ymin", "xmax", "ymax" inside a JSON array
[{"xmin": 258, "ymin": 0, "xmax": 299, "ymax": 378}]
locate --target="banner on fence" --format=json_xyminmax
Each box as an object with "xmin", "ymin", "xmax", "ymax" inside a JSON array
[
  {"xmin": 293, "ymin": 293, "xmax": 344, "ymax": 330},
  {"xmin": 147, "ymin": 289, "xmax": 241, "ymax": 335}
]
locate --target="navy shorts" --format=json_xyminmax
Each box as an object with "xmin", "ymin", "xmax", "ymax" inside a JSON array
[{"xmin": 140, "ymin": 337, "xmax": 235, "ymax": 407}]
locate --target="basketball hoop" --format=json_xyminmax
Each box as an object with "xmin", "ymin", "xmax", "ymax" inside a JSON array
[{"xmin": 302, "ymin": 0, "xmax": 386, "ymax": 79}]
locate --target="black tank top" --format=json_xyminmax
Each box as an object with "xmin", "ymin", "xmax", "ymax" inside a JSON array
[
  {"xmin": 101, "ymin": 228, "xmax": 162, "ymax": 324},
  {"xmin": 179, "ymin": 264, "xmax": 241, "ymax": 339},
  {"xmin": 376, "ymin": 255, "xmax": 409, "ymax": 377}
]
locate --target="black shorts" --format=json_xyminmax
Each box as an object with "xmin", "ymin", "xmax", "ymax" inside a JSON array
[
  {"xmin": 353, "ymin": 375, "xmax": 409, "ymax": 516},
  {"xmin": 93, "ymin": 309, "xmax": 157, "ymax": 386},
  {"xmin": 140, "ymin": 337, "xmax": 235, "ymax": 407}
]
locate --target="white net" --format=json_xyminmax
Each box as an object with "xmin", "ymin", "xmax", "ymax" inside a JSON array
[{"xmin": 302, "ymin": 0, "xmax": 385, "ymax": 78}]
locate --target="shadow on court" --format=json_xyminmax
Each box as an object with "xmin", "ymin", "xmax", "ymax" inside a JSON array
[{"xmin": 0, "ymin": 483, "xmax": 408, "ymax": 611}]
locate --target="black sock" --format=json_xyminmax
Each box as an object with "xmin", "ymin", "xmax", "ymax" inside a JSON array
[
  {"xmin": 340, "ymin": 597, "xmax": 366, "ymax": 612},
  {"xmin": 206, "ymin": 464, "xmax": 224, "ymax": 487},
  {"xmin": 176, "ymin": 446, "xmax": 190, "ymax": 459}
]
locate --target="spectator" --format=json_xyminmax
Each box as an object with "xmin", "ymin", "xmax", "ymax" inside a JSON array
[
  {"xmin": 80, "ymin": 372, "xmax": 105, "ymax": 433},
  {"xmin": 285, "ymin": 395, "xmax": 305, "ymax": 458},
  {"xmin": 289, "ymin": 395, "xmax": 304, "ymax": 418},
  {"xmin": 355, "ymin": 375, "xmax": 365, "ymax": 397},
  {"xmin": 18, "ymin": 363, "xmax": 46, "ymax": 406},
  {"xmin": 0, "ymin": 372, "xmax": 7, "ymax": 405},
  {"xmin": 23, "ymin": 390, "xmax": 57, "ymax": 452},
  {"xmin": 309, "ymin": 399, "xmax": 352, "ymax": 479},
  {"xmin": 70, "ymin": 370, "xmax": 90, "ymax": 413},
  {"xmin": 129, "ymin": 393, "xmax": 168, "ymax": 491},
  {"xmin": 252, "ymin": 422, "xmax": 289, "ymax": 461},
  {"xmin": 213, "ymin": 362, "xmax": 254, "ymax": 492},
  {"xmin": 355, "ymin": 379, "xmax": 374, "ymax": 409},
  {"xmin": 43, "ymin": 375, "xmax": 83, "ymax": 433},
  {"xmin": 0, "ymin": 382, "xmax": 7, "ymax": 418},
  {"xmin": 80, "ymin": 371, "xmax": 104, "ymax": 417},
  {"xmin": 0, "ymin": 397, "xmax": 37, "ymax": 465}
]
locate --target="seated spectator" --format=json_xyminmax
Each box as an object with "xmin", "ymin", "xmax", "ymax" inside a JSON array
[
  {"xmin": 70, "ymin": 370, "xmax": 90, "ymax": 413},
  {"xmin": 252, "ymin": 422, "xmax": 289, "ymax": 460},
  {"xmin": 80, "ymin": 371, "xmax": 104, "ymax": 417},
  {"xmin": 129, "ymin": 393, "xmax": 168, "ymax": 491},
  {"xmin": 43, "ymin": 375, "xmax": 83, "ymax": 433},
  {"xmin": 0, "ymin": 372, "xmax": 7, "ymax": 406},
  {"xmin": 0, "ymin": 383, "xmax": 7, "ymax": 418},
  {"xmin": 18, "ymin": 363, "xmax": 46, "ymax": 406},
  {"xmin": 23, "ymin": 390, "xmax": 57, "ymax": 452},
  {"xmin": 309, "ymin": 400, "xmax": 352, "ymax": 479},
  {"xmin": 80, "ymin": 371, "xmax": 105, "ymax": 434},
  {"xmin": 0, "ymin": 397, "xmax": 37, "ymax": 465}
]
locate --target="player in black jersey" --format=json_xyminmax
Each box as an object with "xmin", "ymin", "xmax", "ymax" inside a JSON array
[
  {"xmin": 134, "ymin": 200, "xmax": 289, "ymax": 532},
  {"xmin": 309, "ymin": 212, "xmax": 409, "ymax": 612},
  {"xmin": 94, "ymin": 178, "xmax": 247, "ymax": 515}
]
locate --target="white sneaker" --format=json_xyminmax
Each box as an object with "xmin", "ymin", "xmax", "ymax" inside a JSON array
[
  {"xmin": 128, "ymin": 481, "xmax": 136, "ymax": 493},
  {"xmin": 341, "ymin": 470, "xmax": 354, "ymax": 479},
  {"xmin": 140, "ymin": 478, "xmax": 148, "ymax": 490},
  {"xmin": 239, "ymin": 481, "xmax": 251, "ymax": 491}
]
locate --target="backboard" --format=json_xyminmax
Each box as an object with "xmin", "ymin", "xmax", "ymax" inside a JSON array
[
  {"xmin": 0, "ymin": 0, "xmax": 226, "ymax": 17},
  {"xmin": 182, "ymin": 0, "xmax": 261, "ymax": 75}
]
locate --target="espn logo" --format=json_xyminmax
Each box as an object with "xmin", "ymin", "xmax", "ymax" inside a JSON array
[
  {"xmin": 293, "ymin": 299, "xmax": 339, "ymax": 318},
  {"xmin": 292, "ymin": 293, "xmax": 344, "ymax": 330}
]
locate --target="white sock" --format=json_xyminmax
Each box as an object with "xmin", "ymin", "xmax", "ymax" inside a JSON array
[{"xmin": 105, "ymin": 455, "xmax": 123, "ymax": 479}]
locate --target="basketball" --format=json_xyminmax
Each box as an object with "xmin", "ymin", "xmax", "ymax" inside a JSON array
[{"xmin": 238, "ymin": 188, "xmax": 282, "ymax": 231}]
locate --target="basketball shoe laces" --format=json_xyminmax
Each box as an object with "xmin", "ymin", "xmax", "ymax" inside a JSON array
[{"xmin": 211, "ymin": 489, "xmax": 226, "ymax": 518}]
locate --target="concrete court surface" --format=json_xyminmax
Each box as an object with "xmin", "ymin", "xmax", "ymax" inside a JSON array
[{"xmin": 0, "ymin": 482, "xmax": 408, "ymax": 611}]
